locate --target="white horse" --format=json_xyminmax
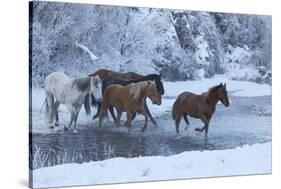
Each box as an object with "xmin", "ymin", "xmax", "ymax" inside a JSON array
[{"xmin": 44, "ymin": 72, "xmax": 103, "ymax": 133}]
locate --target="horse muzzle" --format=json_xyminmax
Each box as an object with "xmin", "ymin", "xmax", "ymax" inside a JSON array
[
  {"xmin": 152, "ymin": 99, "xmax": 161, "ymax": 105},
  {"xmin": 224, "ymin": 101, "xmax": 230, "ymax": 107}
]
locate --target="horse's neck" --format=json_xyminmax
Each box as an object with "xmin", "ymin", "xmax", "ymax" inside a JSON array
[
  {"xmin": 72, "ymin": 77, "xmax": 91, "ymax": 93},
  {"xmin": 131, "ymin": 75, "xmax": 155, "ymax": 83},
  {"xmin": 134, "ymin": 83, "xmax": 148, "ymax": 104},
  {"xmin": 206, "ymin": 92, "xmax": 219, "ymax": 113}
]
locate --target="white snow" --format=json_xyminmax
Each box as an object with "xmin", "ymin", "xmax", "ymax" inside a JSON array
[
  {"xmin": 32, "ymin": 142, "xmax": 271, "ymax": 188},
  {"xmin": 76, "ymin": 43, "xmax": 98, "ymax": 62},
  {"xmin": 225, "ymin": 45, "xmax": 252, "ymax": 65},
  {"xmin": 225, "ymin": 63, "xmax": 260, "ymax": 81},
  {"xmin": 194, "ymin": 35, "xmax": 210, "ymax": 66},
  {"xmin": 164, "ymin": 75, "xmax": 271, "ymax": 97}
]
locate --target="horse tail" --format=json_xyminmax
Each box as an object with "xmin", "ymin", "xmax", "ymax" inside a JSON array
[
  {"xmin": 44, "ymin": 97, "xmax": 49, "ymax": 117},
  {"xmin": 84, "ymin": 94, "xmax": 91, "ymax": 115},
  {"xmin": 45, "ymin": 94, "xmax": 55, "ymax": 122},
  {"xmin": 172, "ymin": 99, "xmax": 178, "ymax": 120},
  {"xmin": 40, "ymin": 98, "xmax": 47, "ymax": 113},
  {"xmin": 172, "ymin": 104, "xmax": 176, "ymax": 120}
]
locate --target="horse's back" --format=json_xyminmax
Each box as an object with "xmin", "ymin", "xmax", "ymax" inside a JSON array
[
  {"xmin": 45, "ymin": 72, "xmax": 70, "ymax": 82},
  {"xmin": 93, "ymin": 69, "xmax": 143, "ymax": 80},
  {"xmin": 104, "ymin": 84, "xmax": 125, "ymax": 98},
  {"xmin": 93, "ymin": 69, "xmax": 113, "ymax": 79},
  {"xmin": 175, "ymin": 91, "xmax": 195, "ymax": 104},
  {"xmin": 44, "ymin": 72, "xmax": 71, "ymax": 94},
  {"xmin": 172, "ymin": 91, "xmax": 201, "ymax": 118},
  {"xmin": 125, "ymin": 72, "xmax": 143, "ymax": 80}
]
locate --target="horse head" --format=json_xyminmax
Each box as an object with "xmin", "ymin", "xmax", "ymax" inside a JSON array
[
  {"xmin": 217, "ymin": 83, "xmax": 230, "ymax": 107},
  {"xmin": 155, "ymin": 74, "xmax": 165, "ymax": 96},
  {"xmin": 90, "ymin": 75, "xmax": 103, "ymax": 102},
  {"xmin": 146, "ymin": 81, "xmax": 162, "ymax": 105}
]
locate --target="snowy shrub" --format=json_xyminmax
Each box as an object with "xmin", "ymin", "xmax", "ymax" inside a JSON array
[
  {"xmin": 30, "ymin": 2, "xmax": 271, "ymax": 84},
  {"xmin": 224, "ymin": 45, "xmax": 252, "ymax": 65},
  {"xmin": 224, "ymin": 63, "xmax": 259, "ymax": 81}
]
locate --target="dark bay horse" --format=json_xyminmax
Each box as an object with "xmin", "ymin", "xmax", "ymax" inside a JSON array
[
  {"xmin": 85, "ymin": 72, "xmax": 164, "ymax": 126},
  {"xmin": 98, "ymin": 81, "xmax": 161, "ymax": 134},
  {"xmin": 172, "ymin": 83, "xmax": 229, "ymax": 136},
  {"xmin": 90, "ymin": 69, "xmax": 143, "ymax": 80}
]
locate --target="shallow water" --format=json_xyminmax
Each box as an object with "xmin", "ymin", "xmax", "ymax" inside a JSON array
[{"xmin": 30, "ymin": 96, "xmax": 271, "ymax": 169}]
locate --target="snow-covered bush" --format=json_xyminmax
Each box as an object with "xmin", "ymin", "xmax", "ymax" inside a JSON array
[{"xmin": 30, "ymin": 2, "xmax": 271, "ymax": 84}]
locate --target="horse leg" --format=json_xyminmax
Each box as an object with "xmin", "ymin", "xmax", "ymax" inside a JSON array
[
  {"xmin": 144, "ymin": 99, "xmax": 158, "ymax": 127},
  {"xmin": 46, "ymin": 93, "xmax": 54, "ymax": 129},
  {"xmin": 125, "ymin": 113, "xmax": 136, "ymax": 126},
  {"xmin": 98, "ymin": 101, "xmax": 109, "ymax": 128},
  {"xmin": 183, "ymin": 113, "xmax": 190, "ymax": 130},
  {"xmin": 126, "ymin": 112, "xmax": 133, "ymax": 134},
  {"xmin": 175, "ymin": 113, "xmax": 183, "ymax": 135},
  {"xmin": 92, "ymin": 101, "xmax": 101, "ymax": 120},
  {"xmin": 116, "ymin": 109, "xmax": 122, "ymax": 128},
  {"xmin": 65, "ymin": 104, "xmax": 74, "ymax": 131},
  {"xmin": 72, "ymin": 105, "xmax": 82, "ymax": 133},
  {"xmin": 109, "ymin": 106, "xmax": 117, "ymax": 123},
  {"xmin": 195, "ymin": 115, "xmax": 210, "ymax": 136},
  {"xmin": 54, "ymin": 101, "xmax": 60, "ymax": 127},
  {"xmin": 140, "ymin": 109, "xmax": 148, "ymax": 132},
  {"xmin": 65, "ymin": 114, "xmax": 73, "ymax": 131}
]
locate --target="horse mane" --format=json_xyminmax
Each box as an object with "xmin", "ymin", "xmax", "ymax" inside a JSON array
[
  {"xmin": 73, "ymin": 77, "xmax": 91, "ymax": 92},
  {"xmin": 131, "ymin": 74, "xmax": 159, "ymax": 82},
  {"xmin": 129, "ymin": 81, "xmax": 154, "ymax": 100},
  {"xmin": 208, "ymin": 84, "xmax": 222, "ymax": 93},
  {"xmin": 130, "ymin": 74, "xmax": 164, "ymax": 95},
  {"xmin": 203, "ymin": 84, "xmax": 223, "ymax": 102}
]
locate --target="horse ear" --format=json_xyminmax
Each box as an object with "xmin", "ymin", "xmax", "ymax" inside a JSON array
[
  {"xmin": 220, "ymin": 82, "xmax": 223, "ymax": 86},
  {"xmin": 224, "ymin": 83, "xmax": 226, "ymax": 87}
]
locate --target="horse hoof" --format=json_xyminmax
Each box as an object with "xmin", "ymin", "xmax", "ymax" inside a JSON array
[
  {"xmin": 73, "ymin": 129, "xmax": 78, "ymax": 134},
  {"xmin": 64, "ymin": 126, "xmax": 68, "ymax": 131},
  {"xmin": 49, "ymin": 125, "xmax": 54, "ymax": 129},
  {"xmin": 195, "ymin": 128, "xmax": 201, "ymax": 132},
  {"xmin": 55, "ymin": 122, "xmax": 60, "ymax": 127}
]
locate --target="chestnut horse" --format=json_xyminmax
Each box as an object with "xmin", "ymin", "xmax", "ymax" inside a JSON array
[
  {"xmin": 90, "ymin": 69, "xmax": 143, "ymax": 80},
  {"xmin": 172, "ymin": 83, "xmax": 229, "ymax": 136},
  {"xmin": 87, "ymin": 69, "xmax": 165, "ymax": 126},
  {"xmin": 98, "ymin": 81, "xmax": 161, "ymax": 134}
]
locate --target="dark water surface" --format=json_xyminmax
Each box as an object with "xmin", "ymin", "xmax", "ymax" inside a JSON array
[{"xmin": 30, "ymin": 96, "xmax": 271, "ymax": 169}]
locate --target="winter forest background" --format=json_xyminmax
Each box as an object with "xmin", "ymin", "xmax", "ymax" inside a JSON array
[{"xmin": 30, "ymin": 1, "xmax": 272, "ymax": 86}]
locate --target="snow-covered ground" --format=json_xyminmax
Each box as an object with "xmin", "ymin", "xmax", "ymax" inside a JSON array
[
  {"xmin": 32, "ymin": 142, "xmax": 271, "ymax": 188},
  {"xmin": 31, "ymin": 75, "xmax": 271, "ymax": 134},
  {"xmin": 163, "ymin": 75, "xmax": 271, "ymax": 97}
]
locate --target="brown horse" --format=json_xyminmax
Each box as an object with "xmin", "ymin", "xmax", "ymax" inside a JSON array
[
  {"xmin": 90, "ymin": 69, "xmax": 143, "ymax": 80},
  {"xmin": 98, "ymin": 81, "xmax": 161, "ymax": 134},
  {"xmin": 172, "ymin": 83, "xmax": 229, "ymax": 136}
]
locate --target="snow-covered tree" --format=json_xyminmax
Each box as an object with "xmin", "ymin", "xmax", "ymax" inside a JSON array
[{"xmin": 30, "ymin": 1, "xmax": 272, "ymax": 85}]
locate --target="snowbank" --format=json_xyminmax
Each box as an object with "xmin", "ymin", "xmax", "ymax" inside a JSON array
[
  {"xmin": 32, "ymin": 142, "xmax": 271, "ymax": 188},
  {"xmin": 164, "ymin": 75, "xmax": 271, "ymax": 97}
]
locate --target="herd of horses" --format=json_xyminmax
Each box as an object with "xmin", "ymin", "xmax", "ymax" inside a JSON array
[{"xmin": 44, "ymin": 69, "xmax": 230, "ymax": 136}]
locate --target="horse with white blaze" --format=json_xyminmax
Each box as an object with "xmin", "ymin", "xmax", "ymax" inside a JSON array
[{"xmin": 44, "ymin": 72, "xmax": 103, "ymax": 133}]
